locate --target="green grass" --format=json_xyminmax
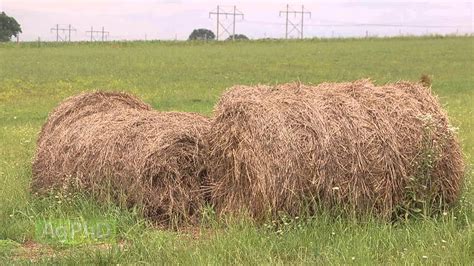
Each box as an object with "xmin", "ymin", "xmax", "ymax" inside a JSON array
[{"xmin": 0, "ymin": 36, "xmax": 473, "ymax": 264}]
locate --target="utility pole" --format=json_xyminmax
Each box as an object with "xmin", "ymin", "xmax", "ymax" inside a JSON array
[
  {"xmin": 216, "ymin": 6, "xmax": 219, "ymax": 40},
  {"xmin": 279, "ymin": 5, "xmax": 311, "ymax": 39},
  {"xmin": 87, "ymin": 26, "xmax": 94, "ymax": 41},
  {"xmin": 300, "ymin": 6, "xmax": 305, "ymax": 39},
  {"xmin": 232, "ymin": 6, "xmax": 236, "ymax": 40},
  {"xmin": 51, "ymin": 24, "xmax": 60, "ymax": 41},
  {"xmin": 101, "ymin": 27, "xmax": 106, "ymax": 41},
  {"xmin": 86, "ymin": 26, "xmax": 109, "ymax": 42},
  {"xmin": 50, "ymin": 24, "xmax": 76, "ymax": 42},
  {"xmin": 284, "ymin": 5, "xmax": 289, "ymax": 39},
  {"xmin": 209, "ymin": 5, "xmax": 244, "ymax": 41},
  {"xmin": 69, "ymin": 25, "xmax": 76, "ymax": 42}
]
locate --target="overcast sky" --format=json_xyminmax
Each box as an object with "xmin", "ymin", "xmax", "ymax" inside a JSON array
[{"xmin": 1, "ymin": 0, "xmax": 472, "ymax": 41}]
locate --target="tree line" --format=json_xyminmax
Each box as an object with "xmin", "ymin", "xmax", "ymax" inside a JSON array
[
  {"xmin": 0, "ymin": 12, "xmax": 249, "ymax": 42},
  {"xmin": 0, "ymin": 12, "xmax": 21, "ymax": 41},
  {"xmin": 188, "ymin": 28, "xmax": 248, "ymax": 41}
]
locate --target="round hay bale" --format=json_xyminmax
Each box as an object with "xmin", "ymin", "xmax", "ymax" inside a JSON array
[
  {"xmin": 33, "ymin": 92, "xmax": 210, "ymax": 225},
  {"xmin": 33, "ymin": 91, "xmax": 152, "ymax": 192},
  {"xmin": 208, "ymin": 80, "xmax": 465, "ymax": 220}
]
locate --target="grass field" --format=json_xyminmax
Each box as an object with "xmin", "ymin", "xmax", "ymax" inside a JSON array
[{"xmin": 0, "ymin": 36, "xmax": 473, "ymax": 264}]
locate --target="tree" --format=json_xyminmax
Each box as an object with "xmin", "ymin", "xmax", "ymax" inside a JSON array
[
  {"xmin": 0, "ymin": 12, "xmax": 22, "ymax": 42},
  {"xmin": 188, "ymin": 29, "xmax": 215, "ymax": 41},
  {"xmin": 226, "ymin": 34, "xmax": 249, "ymax": 41}
]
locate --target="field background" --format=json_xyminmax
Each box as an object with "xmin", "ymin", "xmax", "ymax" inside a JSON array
[{"xmin": 0, "ymin": 36, "xmax": 472, "ymax": 264}]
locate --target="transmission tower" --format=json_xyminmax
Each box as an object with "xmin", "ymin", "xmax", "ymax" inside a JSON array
[
  {"xmin": 209, "ymin": 5, "xmax": 244, "ymax": 41},
  {"xmin": 50, "ymin": 24, "xmax": 76, "ymax": 42},
  {"xmin": 279, "ymin": 5, "xmax": 311, "ymax": 39},
  {"xmin": 86, "ymin": 26, "xmax": 110, "ymax": 42}
]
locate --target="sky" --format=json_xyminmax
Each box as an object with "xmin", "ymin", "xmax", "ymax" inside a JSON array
[{"xmin": 1, "ymin": 0, "xmax": 473, "ymax": 41}]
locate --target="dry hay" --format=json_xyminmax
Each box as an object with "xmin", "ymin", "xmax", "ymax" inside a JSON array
[
  {"xmin": 32, "ymin": 92, "xmax": 210, "ymax": 225},
  {"xmin": 208, "ymin": 80, "xmax": 465, "ymax": 220},
  {"xmin": 38, "ymin": 91, "xmax": 153, "ymax": 133}
]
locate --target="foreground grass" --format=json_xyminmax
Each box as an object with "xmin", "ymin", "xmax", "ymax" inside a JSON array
[
  {"xmin": 1, "ymin": 191, "xmax": 472, "ymax": 264},
  {"xmin": 0, "ymin": 36, "xmax": 473, "ymax": 264}
]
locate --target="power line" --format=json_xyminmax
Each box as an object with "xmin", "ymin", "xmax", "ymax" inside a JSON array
[
  {"xmin": 86, "ymin": 26, "xmax": 110, "ymax": 42},
  {"xmin": 50, "ymin": 24, "xmax": 76, "ymax": 42},
  {"xmin": 306, "ymin": 23, "xmax": 471, "ymax": 28},
  {"xmin": 209, "ymin": 5, "xmax": 244, "ymax": 41},
  {"xmin": 243, "ymin": 19, "xmax": 470, "ymax": 29},
  {"xmin": 279, "ymin": 5, "xmax": 311, "ymax": 39}
]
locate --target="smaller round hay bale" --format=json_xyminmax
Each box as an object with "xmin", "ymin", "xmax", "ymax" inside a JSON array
[
  {"xmin": 208, "ymin": 80, "xmax": 465, "ymax": 220},
  {"xmin": 33, "ymin": 91, "xmax": 152, "ymax": 192},
  {"xmin": 33, "ymin": 92, "xmax": 210, "ymax": 225}
]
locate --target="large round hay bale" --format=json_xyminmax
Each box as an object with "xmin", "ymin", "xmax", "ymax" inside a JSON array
[
  {"xmin": 208, "ymin": 80, "xmax": 465, "ymax": 220},
  {"xmin": 33, "ymin": 92, "xmax": 210, "ymax": 225}
]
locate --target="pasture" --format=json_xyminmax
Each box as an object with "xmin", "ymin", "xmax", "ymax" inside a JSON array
[{"xmin": 0, "ymin": 36, "xmax": 472, "ymax": 264}]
